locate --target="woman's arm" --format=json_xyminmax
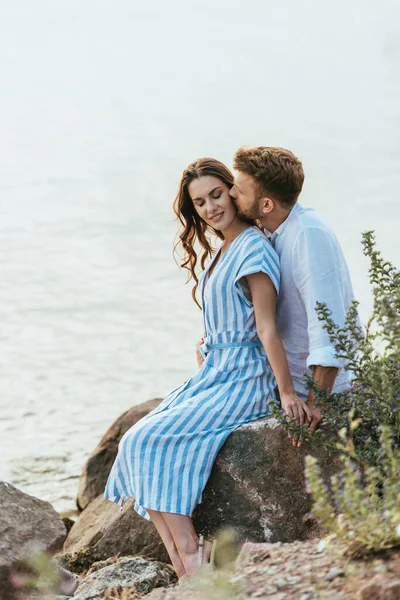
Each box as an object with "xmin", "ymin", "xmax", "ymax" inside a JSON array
[{"xmin": 245, "ymin": 272, "xmax": 312, "ymax": 428}]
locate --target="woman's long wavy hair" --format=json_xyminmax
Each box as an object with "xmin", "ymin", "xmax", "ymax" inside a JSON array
[{"xmin": 173, "ymin": 158, "xmax": 244, "ymax": 309}]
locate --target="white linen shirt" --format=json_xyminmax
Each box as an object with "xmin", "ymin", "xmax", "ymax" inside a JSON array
[{"xmin": 270, "ymin": 203, "xmax": 355, "ymax": 397}]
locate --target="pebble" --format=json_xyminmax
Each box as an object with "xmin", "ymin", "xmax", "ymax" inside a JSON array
[
  {"xmin": 252, "ymin": 586, "xmax": 278, "ymax": 596},
  {"xmin": 299, "ymin": 593, "xmax": 315, "ymax": 600},
  {"xmin": 275, "ymin": 577, "xmax": 288, "ymax": 589},
  {"xmin": 286, "ymin": 576, "xmax": 302, "ymax": 585},
  {"xmin": 373, "ymin": 562, "xmax": 388, "ymax": 573},
  {"xmin": 265, "ymin": 566, "xmax": 280, "ymax": 575},
  {"xmin": 316, "ymin": 539, "xmax": 328, "ymax": 553},
  {"xmin": 326, "ymin": 567, "xmax": 345, "ymax": 581},
  {"xmin": 245, "ymin": 566, "xmax": 258, "ymax": 574}
]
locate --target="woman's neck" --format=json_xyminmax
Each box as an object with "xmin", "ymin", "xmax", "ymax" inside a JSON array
[{"xmin": 220, "ymin": 217, "xmax": 250, "ymax": 244}]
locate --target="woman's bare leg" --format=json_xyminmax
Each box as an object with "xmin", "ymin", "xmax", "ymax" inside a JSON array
[
  {"xmin": 146, "ymin": 509, "xmax": 186, "ymax": 578},
  {"xmin": 161, "ymin": 512, "xmax": 212, "ymax": 574}
]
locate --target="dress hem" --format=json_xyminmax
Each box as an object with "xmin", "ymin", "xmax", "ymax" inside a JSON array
[{"xmin": 104, "ymin": 493, "xmax": 194, "ymax": 521}]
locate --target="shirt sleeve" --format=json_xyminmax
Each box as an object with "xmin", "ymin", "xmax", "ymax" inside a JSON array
[
  {"xmin": 234, "ymin": 236, "xmax": 280, "ymax": 295},
  {"xmin": 291, "ymin": 227, "xmax": 349, "ymax": 370}
]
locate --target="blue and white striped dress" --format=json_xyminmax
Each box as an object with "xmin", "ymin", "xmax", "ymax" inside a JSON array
[{"xmin": 105, "ymin": 226, "xmax": 280, "ymax": 519}]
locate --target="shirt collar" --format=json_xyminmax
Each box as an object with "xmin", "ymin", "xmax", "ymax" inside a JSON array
[{"xmin": 270, "ymin": 202, "xmax": 302, "ymax": 243}]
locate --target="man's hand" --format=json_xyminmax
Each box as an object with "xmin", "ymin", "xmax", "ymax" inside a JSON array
[
  {"xmin": 306, "ymin": 401, "xmax": 323, "ymax": 435},
  {"xmin": 305, "ymin": 365, "xmax": 338, "ymax": 436},
  {"xmin": 280, "ymin": 391, "xmax": 312, "ymax": 428},
  {"xmin": 196, "ymin": 337, "xmax": 205, "ymax": 368}
]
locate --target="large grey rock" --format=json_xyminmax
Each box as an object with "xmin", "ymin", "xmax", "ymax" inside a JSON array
[
  {"xmin": 62, "ymin": 495, "xmax": 169, "ymax": 572},
  {"xmin": 192, "ymin": 416, "xmax": 337, "ymax": 543},
  {"xmin": 77, "ymin": 398, "xmax": 162, "ymax": 510},
  {"xmin": 0, "ymin": 482, "xmax": 67, "ymax": 599},
  {"xmin": 73, "ymin": 557, "xmax": 175, "ymax": 600}
]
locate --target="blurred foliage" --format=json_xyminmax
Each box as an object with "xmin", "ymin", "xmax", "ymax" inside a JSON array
[
  {"xmin": 9, "ymin": 551, "xmax": 78, "ymax": 598},
  {"xmin": 305, "ymin": 422, "xmax": 400, "ymax": 557}
]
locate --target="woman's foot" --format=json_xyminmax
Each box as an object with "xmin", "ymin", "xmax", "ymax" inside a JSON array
[
  {"xmin": 202, "ymin": 539, "xmax": 214, "ymax": 565},
  {"xmin": 178, "ymin": 535, "xmax": 215, "ymax": 581},
  {"xmin": 158, "ymin": 513, "xmax": 214, "ymax": 581}
]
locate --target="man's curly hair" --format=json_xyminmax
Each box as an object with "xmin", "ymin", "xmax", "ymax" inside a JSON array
[{"xmin": 233, "ymin": 146, "xmax": 304, "ymax": 208}]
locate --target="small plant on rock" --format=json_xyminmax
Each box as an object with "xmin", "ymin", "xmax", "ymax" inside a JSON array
[{"xmin": 305, "ymin": 422, "xmax": 400, "ymax": 556}]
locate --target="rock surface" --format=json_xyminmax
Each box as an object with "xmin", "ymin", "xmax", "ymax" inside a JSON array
[
  {"xmin": 72, "ymin": 410, "xmax": 337, "ymax": 570},
  {"xmin": 145, "ymin": 538, "xmax": 400, "ymax": 600},
  {"xmin": 358, "ymin": 574, "xmax": 400, "ymax": 599},
  {"xmin": 77, "ymin": 397, "xmax": 162, "ymax": 510},
  {"xmin": 148, "ymin": 588, "xmax": 199, "ymax": 599},
  {"xmin": 72, "ymin": 556, "xmax": 175, "ymax": 600},
  {"xmin": 192, "ymin": 416, "xmax": 337, "ymax": 543},
  {"xmin": 0, "ymin": 482, "xmax": 67, "ymax": 599},
  {"xmin": 63, "ymin": 495, "xmax": 170, "ymax": 571}
]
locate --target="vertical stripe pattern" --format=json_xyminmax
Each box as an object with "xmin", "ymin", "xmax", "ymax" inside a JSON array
[{"xmin": 105, "ymin": 227, "xmax": 280, "ymax": 520}]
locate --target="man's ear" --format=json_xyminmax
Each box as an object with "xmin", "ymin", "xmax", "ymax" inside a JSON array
[{"xmin": 260, "ymin": 197, "xmax": 275, "ymax": 214}]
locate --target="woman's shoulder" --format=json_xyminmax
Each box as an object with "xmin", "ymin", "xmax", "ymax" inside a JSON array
[
  {"xmin": 234, "ymin": 227, "xmax": 280, "ymax": 287},
  {"xmin": 239, "ymin": 226, "xmax": 278, "ymax": 258},
  {"xmin": 241, "ymin": 226, "xmax": 270, "ymax": 243}
]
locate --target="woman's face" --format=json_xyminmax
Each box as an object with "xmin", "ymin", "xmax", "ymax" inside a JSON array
[{"xmin": 188, "ymin": 175, "xmax": 237, "ymax": 231}]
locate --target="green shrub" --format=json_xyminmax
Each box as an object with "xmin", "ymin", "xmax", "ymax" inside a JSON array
[{"xmin": 305, "ymin": 423, "xmax": 400, "ymax": 556}]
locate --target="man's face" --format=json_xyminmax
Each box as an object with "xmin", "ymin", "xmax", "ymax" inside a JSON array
[{"xmin": 230, "ymin": 171, "xmax": 261, "ymax": 220}]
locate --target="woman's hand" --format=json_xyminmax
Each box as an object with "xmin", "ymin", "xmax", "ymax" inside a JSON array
[
  {"xmin": 280, "ymin": 391, "xmax": 313, "ymax": 447},
  {"xmin": 196, "ymin": 337, "xmax": 205, "ymax": 368},
  {"xmin": 280, "ymin": 391, "xmax": 312, "ymax": 427}
]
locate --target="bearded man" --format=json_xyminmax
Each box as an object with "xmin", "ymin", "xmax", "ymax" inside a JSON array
[{"xmin": 230, "ymin": 146, "xmax": 356, "ymax": 439}]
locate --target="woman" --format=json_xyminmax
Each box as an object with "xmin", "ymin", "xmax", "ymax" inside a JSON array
[{"xmin": 104, "ymin": 158, "xmax": 310, "ymax": 580}]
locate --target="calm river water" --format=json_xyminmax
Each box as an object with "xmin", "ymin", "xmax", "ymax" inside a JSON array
[{"xmin": 0, "ymin": 0, "xmax": 399, "ymax": 514}]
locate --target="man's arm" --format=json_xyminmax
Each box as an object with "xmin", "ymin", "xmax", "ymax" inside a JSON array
[
  {"xmin": 292, "ymin": 226, "xmax": 350, "ymax": 433},
  {"xmin": 307, "ymin": 365, "xmax": 338, "ymax": 433}
]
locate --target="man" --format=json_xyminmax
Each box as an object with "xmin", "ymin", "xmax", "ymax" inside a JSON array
[{"xmin": 230, "ymin": 146, "xmax": 355, "ymax": 438}]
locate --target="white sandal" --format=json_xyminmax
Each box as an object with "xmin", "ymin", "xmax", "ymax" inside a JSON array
[{"xmin": 178, "ymin": 535, "xmax": 216, "ymax": 586}]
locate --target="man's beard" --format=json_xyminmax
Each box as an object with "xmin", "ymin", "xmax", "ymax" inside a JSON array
[{"xmin": 235, "ymin": 197, "xmax": 261, "ymax": 221}]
